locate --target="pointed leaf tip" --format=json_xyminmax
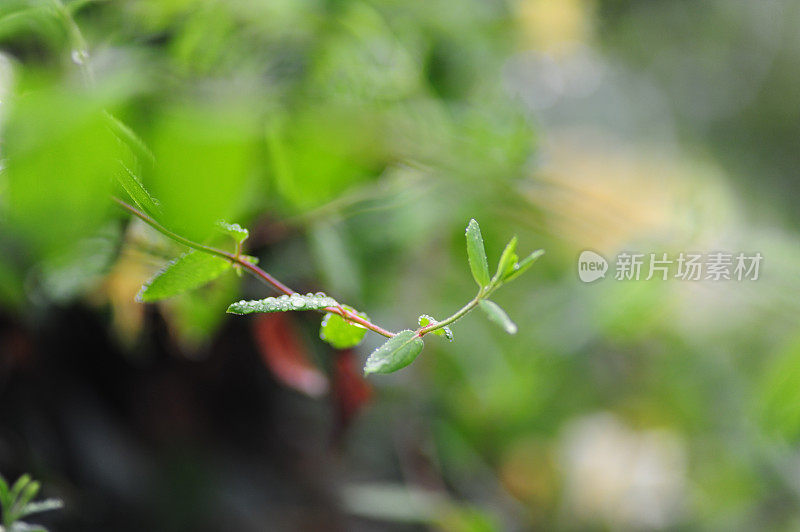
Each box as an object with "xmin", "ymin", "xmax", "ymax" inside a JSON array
[
  {"xmin": 479, "ymin": 300, "xmax": 518, "ymax": 334},
  {"xmin": 466, "ymin": 219, "xmax": 490, "ymax": 288},
  {"xmin": 364, "ymin": 330, "xmax": 424, "ymax": 375}
]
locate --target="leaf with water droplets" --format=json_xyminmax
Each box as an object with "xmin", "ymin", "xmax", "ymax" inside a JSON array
[
  {"xmin": 115, "ymin": 164, "xmax": 160, "ymax": 217},
  {"xmin": 138, "ymin": 251, "xmax": 231, "ymax": 302},
  {"xmin": 503, "ymin": 249, "xmax": 545, "ymax": 282},
  {"xmin": 364, "ymin": 330, "xmax": 424, "ymax": 375},
  {"xmin": 227, "ymin": 292, "xmax": 338, "ymax": 315},
  {"xmin": 493, "ymin": 236, "xmax": 518, "ymax": 285},
  {"xmin": 320, "ymin": 306, "xmax": 369, "ymax": 349},
  {"xmin": 418, "ymin": 314, "xmax": 454, "ymax": 341},
  {"xmin": 216, "ymin": 220, "xmax": 249, "ymax": 244},
  {"xmin": 466, "ymin": 219, "xmax": 490, "ymax": 288},
  {"xmin": 478, "ymin": 300, "xmax": 517, "ymax": 334}
]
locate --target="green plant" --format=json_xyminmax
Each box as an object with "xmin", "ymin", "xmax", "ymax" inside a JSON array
[
  {"xmin": 0, "ymin": 474, "xmax": 62, "ymax": 532},
  {"xmin": 117, "ymin": 192, "xmax": 543, "ymax": 375}
]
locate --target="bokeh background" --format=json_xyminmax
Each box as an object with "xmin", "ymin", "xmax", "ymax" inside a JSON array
[{"xmin": 2, "ymin": 0, "xmax": 800, "ymax": 530}]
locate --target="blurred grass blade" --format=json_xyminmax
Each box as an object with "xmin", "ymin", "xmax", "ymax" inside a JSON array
[
  {"xmin": 138, "ymin": 251, "xmax": 231, "ymax": 302},
  {"xmin": 17, "ymin": 499, "xmax": 64, "ymax": 521},
  {"xmin": 364, "ymin": 330, "xmax": 424, "ymax": 375},
  {"xmin": 320, "ymin": 306, "xmax": 369, "ymax": 349},
  {"xmin": 478, "ymin": 300, "xmax": 517, "ymax": 334},
  {"xmin": 227, "ymin": 293, "xmax": 338, "ymax": 314},
  {"xmin": 465, "ymin": 219, "xmax": 490, "ymax": 288}
]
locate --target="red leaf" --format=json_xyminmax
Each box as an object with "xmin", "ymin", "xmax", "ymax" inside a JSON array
[
  {"xmin": 251, "ymin": 314, "xmax": 328, "ymax": 397},
  {"xmin": 333, "ymin": 350, "xmax": 372, "ymax": 429}
]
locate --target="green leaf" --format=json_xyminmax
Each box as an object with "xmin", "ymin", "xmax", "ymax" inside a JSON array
[
  {"xmin": 138, "ymin": 251, "xmax": 231, "ymax": 302},
  {"xmin": 418, "ymin": 314, "xmax": 454, "ymax": 341},
  {"xmin": 10, "ymin": 475, "xmax": 31, "ymax": 502},
  {"xmin": 503, "ymin": 249, "xmax": 545, "ymax": 282},
  {"xmin": 115, "ymin": 164, "xmax": 161, "ymax": 217},
  {"xmin": 104, "ymin": 111, "xmax": 155, "ymax": 167},
  {"xmin": 364, "ymin": 330, "xmax": 424, "ymax": 375},
  {"xmin": 227, "ymin": 293, "xmax": 337, "ymax": 314},
  {"xmin": 320, "ymin": 306, "xmax": 369, "ymax": 349},
  {"xmin": 216, "ymin": 220, "xmax": 249, "ymax": 244},
  {"xmin": 465, "ymin": 219, "xmax": 490, "ymax": 288},
  {"xmin": 0, "ymin": 473, "xmax": 10, "ymax": 511},
  {"xmin": 492, "ymin": 236, "xmax": 518, "ymax": 284},
  {"xmin": 11, "ymin": 481, "xmax": 40, "ymax": 520},
  {"xmin": 478, "ymin": 300, "xmax": 517, "ymax": 334}
]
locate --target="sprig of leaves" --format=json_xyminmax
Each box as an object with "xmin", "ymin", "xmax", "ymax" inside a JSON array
[{"xmin": 0, "ymin": 474, "xmax": 63, "ymax": 532}]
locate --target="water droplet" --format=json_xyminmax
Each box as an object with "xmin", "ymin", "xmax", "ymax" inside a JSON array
[{"xmin": 71, "ymin": 49, "xmax": 89, "ymax": 65}]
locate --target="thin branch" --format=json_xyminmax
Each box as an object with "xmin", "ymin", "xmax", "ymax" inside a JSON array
[{"xmin": 113, "ymin": 197, "xmax": 396, "ymax": 338}]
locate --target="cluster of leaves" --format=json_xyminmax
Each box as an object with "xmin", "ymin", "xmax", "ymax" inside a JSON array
[
  {"xmin": 0, "ymin": 474, "xmax": 62, "ymax": 532},
  {"xmin": 131, "ymin": 185, "xmax": 542, "ymax": 375}
]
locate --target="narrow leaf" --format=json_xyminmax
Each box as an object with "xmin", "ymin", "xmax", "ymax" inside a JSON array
[
  {"xmin": 104, "ymin": 111, "xmax": 155, "ymax": 166},
  {"xmin": 465, "ymin": 219, "xmax": 490, "ymax": 288},
  {"xmin": 503, "ymin": 249, "xmax": 545, "ymax": 282},
  {"xmin": 479, "ymin": 300, "xmax": 517, "ymax": 334},
  {"xmin": 493, "ymin": 236, "xmax": 518, "ymax": 284},
  {"xmin": 216, "ymin": 220, "xmax": 249, "ymax": 244},
  {"xmin": 17, "ymin": 499, "xmax": 63, "ymax": 520},
  {"xmin": 364, "ymin": 330, "xmax": 424, "ymax": 375},
  {"xmin": 0, "ymin": 473, "xmax": 10, "ymax": 510},
  {"xmin": 227, "ymin": 293, "xmax": 338, "ymax": 314},
  {"xmin": 115, "ymin": 164, "xmax": 160, "ymax": 217},
  {"xmin": 138, "ymin": 251, "xmax": 231, "ymax": 302},
  {"xmin": 418, "ymin": 315, "xmax": 454, "ymax": 341},
  {"xmin": 10, "ymin": 474, "xmax": 31, "ymax": 502},
  {"xmin": 320, "ymin": 306, "xmax": 369, "ymax": 349}
]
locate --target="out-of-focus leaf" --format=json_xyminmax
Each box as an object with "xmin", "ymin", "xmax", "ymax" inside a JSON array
[
  {"xmin": 466, "ymin": 219, "xmax": 490, "ymax": 288},
  {"xmin": 759, "ymin": 338, "xmax": 800, "ymax": 441},
  {"xmin": 364, "ymin": 330, "xmax": 424, "ymax": 375},
  {"xmin": 227, "ymin": 293, "xmax": 337, "ymax": 314},
  {"xmin": 320, "ymin": 306, "xmax": 369, "ymax": 349},
  {"xmin": 252, "ymin": 314, "xmax": 328, "ymax": 397},
  {"xmin": 503, "ymin": 249, "xmax": 545, "ymax": 282},
  {"xmin": 138, "ymin": 251, "xmax": 230, "ymax": 302},
  {"xmin": 478, "ymin": 300, "xmax": 517, "ymax": 334},
  {"xmin": 15, "ymin": 499, "xmax": 63, "ymax": 521},
  {"xmin": 333, "ymin": 351, "xmax": 372, "ymax": 430},
  {"xmin": 418, "ymin": 314, "xmax": 454, "ymax": 341},
  {"xmin": 493, "ymin": 236, "xmax": 518, "ymax": 284},
  {"xmin": 309, "ymin": 221, "xmax": 361, "ymax": 300},
  {"xmin": 216, "ymin": 220, "xmax": 248, "ymax": 244}
]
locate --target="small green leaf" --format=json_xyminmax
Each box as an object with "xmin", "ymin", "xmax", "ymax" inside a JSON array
[
  {"xmin": 216, "ymin": 220, "xmax": 249, "ymax": 244},
  {"xmin": 493, "ymin": 236, "xmax": 518, "ymax": 285},
  {"xmin": 227, "ymin": 292, "xmax": 338, "ymax": 314},
  {"xmin": 418, "ymin": 314, "xmax": 454, "ymax": 341},
  {"xmin": 364, "ymin": 330, "xmax": 424, "ymax": 375},
  {"xmin": 10, "ymin": 475, "xmax": 31, "ymax": 502},
  {"xmin": 465, "ymin": 219, "xmax": 490, "ymax": 288},
  {"xmin": 320, "ymin": 306, "xmax": 369, "ymax": 349},
  {"xmin": 138, "ymin": 251, "xmax": 231, "ymax": 302},
  {"xmin": 503, "ymin": 249, "xmax": 545, "ymax": 282},
  {"xmin": 13, "ymin": 481, "xmax": 40, "ymax": 517},
  {"xmin": 479, "ymin": 300, "xmax": 517, "ymax": 334}
]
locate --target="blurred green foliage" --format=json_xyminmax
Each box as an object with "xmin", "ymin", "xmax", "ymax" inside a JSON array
[{"xmin": 2, "ymin": 0, "xmax": 800, "ymax": 530}]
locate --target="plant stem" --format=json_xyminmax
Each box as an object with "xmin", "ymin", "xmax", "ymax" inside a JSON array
[
  {"xmin": 416, "ymin": 286, "xmax": 493, "ymax": 337},
  {"xmin": 113, "ymin": 197, "xmax": 396, "ymax": 338}
]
